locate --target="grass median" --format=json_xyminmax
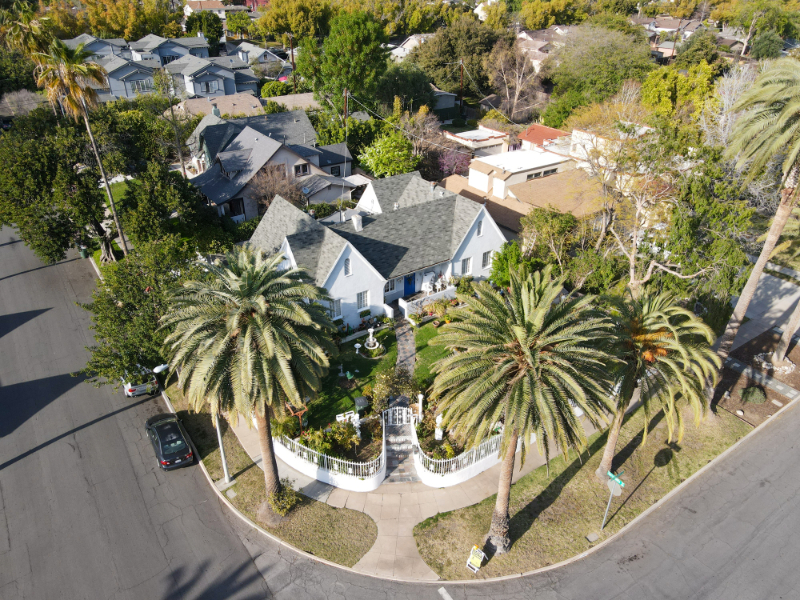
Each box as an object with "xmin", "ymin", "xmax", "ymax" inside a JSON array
[
  {"xmin": 165, "ymin": 383, "xmax": 378, "ymax": 567},
  {"xmin": 414, "ymin": 405, "xmax": 751, "ymax": 580}
]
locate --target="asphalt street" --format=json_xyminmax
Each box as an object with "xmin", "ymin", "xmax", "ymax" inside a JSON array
[{"xmin": 2, "ymin": 225, "xmax": 800, "ymax": 599}]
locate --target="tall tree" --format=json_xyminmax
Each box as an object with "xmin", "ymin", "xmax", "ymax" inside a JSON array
[
  {"xmin": 34, "ymin": 39, "xmax": 129, "ymax": 258},
  {"xmin": 185, "ymin": 11, "xmax": 223, "ymax": 55},
  {"xmin": 226, "ymin": 11, "xmax": 251, "ymax": 39},
  {"xmin": 719, "ymin": 59, "xmax": 800, "ymax": 361},
  {"xmin": 153, "ymin": 69, "xmax": 190, "ymax": 178},
  {"xmin": 596, "ymin": 291, "xmax": 720, "ymax": 480},
  {"xmin": 295, "ymin": 11, "xmax": 387, "ymax": 113},
  {"xmin": 161, "ymin": 247, "xmax": 336, "ymax": 525},
  {"xmin": 256, "ymin": 0, "xmax": 334, "ymax": 41},
  {"xmin": 359, "ymin": 132, "xmax": 419, "ymax": 177},
  {"xmin": 430, "ymin": 267, "xmax": 614, "ymax": 554}
]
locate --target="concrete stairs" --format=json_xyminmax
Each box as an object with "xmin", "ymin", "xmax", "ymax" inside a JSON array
[{"xmin": 384, "ymin": 423, "xmax": 420, "ymax": 484}]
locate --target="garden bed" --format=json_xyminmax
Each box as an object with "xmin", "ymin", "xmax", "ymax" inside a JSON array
[
  {"xmin": 307, "ymin": 328, "xmax": 397, "ymax": 429},
  {"xmin": 165, "ymin": 383, "xmax": 378, "ymax": 567},
  {"xmin": 413, "ymin": 404, "xmax": 751, "ymax": 580},
  {"xmin": 730, "ymin": 330, "xmax": 800, "ymax": 390},
  {"xmin": 713, "ymin": 367, "xmax": 790, "ymax": 426}
]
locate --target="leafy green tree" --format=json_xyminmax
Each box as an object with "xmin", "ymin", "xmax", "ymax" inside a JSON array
[
  {"xmin": 35, "ymin": 39, "xmax": 128, "ymax": 260},
  {"xmin": 489, "ymin": 240, "xmax": 540, "ymax": 287},
  {"xmin": 377, "ymin": 62, "xmax": 436, "ymax": 113},
  {"xmin": 519, "ymin": 0, "xmax": 588, "ymax": 30},
  {"xmin": 751, "ymin": 30, "xmax": 784, "ymax": 59},
  {"xmin": 263, "ymin": 99, "xmax": 288, "ymax": 114},
  {"xmin": 226, "ymin": 11, "xmax": 251, "ymax": 39},
  {"xmin": 519, "ymin": 208, "xmax": 578, "ymax": 273},
  {"xmin": 161, "ymin": 247, "xmax": 336, "ymax": 524},
  {"xmin": 583, "ymin": 12, "xmax": 646, "ymax": 38},
  {"xmin": 596, "ymin": 292, "xmax": 720, "ymax": 480},
  {"xmin": 674, "ymin": 31, "xmax": 721, "ymax": 70},
  {"xmin": 312, "ymin": 110, "xmax": 388, "ymax": 162},
  {"xmin": 185, "ymin": 11, "xmax": 223, "ymax": 55},
  {"xmin": 81, "ymin": 236, "xmax": 205, "ymax": 387},
  {"xmin": 409, "ymin": 15, "xmax": 505, "ymax": 94},
  {"xmin": 483, "ymin": 0, "xmax": 508, "ymax": 32},
  {"xmin": 261, "ymin": 80, "xmax": 290, "ymax": 98},
  {"xmin": 541, "ymin": 25, "xmax": 653, "ymax": 127},
  {"xmin": 296, "ymin": 11, "xmax": 387, "ymax": 113},
  {"xmin": 255, "ymin": 0, "xmax": 334, "ymax": 41},
  {"xmin": 0, "ymin": 47, "xmax": 35, "ymax": 94},
  {"xmin": 430, "ymin": 267, "xmax": 614, "ymax": 553},
  {"xmin": 359, "ymin": 132, "xmax": 419, "ymax": 176},
  {"xmin": 641, "ymin": 62, "xmax": 716, "ymax": 119}
]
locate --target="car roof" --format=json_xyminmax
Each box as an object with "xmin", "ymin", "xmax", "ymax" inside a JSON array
[{"xmin": 146, "ymin": 413, "xmax": 178, "ymax": 428}]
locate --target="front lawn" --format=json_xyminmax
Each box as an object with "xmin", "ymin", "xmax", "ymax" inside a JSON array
[
  {"xmin": 414, "ymin": 322, "xmax": 451, "ymax": 389},
  {"xmin": 165, "ymin": 383, "xmax": 378, "ymax": 567},
  {"xmin": 414, "ymin": 405, "xmax": 751, "ymax": 579},
  {"xmin": 307, "ymin": 328, "xmax": 397, "ymax": 429}
]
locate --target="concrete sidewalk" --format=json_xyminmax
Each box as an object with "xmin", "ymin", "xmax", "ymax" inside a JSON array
[{"xmin": 230, "ymin": 414, "xmax": 599, "ymax": 580}]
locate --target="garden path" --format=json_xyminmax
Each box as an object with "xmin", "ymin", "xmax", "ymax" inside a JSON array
[{"xmin": 395, "ymin": 321, "xmax": 416, "ymax": 375}]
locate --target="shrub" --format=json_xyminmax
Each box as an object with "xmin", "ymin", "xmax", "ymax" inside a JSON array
[
  {"xmin": 261, "ymin": 80, "xmax": 290, "ymax": 97},
  {"xmin": 271, "ymin": 417, "xmax": 299, "ymax": 439},
  {"xmin": 264, "ymin": 99, "xmax": 287, "ymax": 114},
  {"xmin": 364, "ymin": 416, "xmax": 383, "ymax": 440},
  {"xmin": 308, "ymin": 203, "xmax": 335, "ymax": 219},
  {"xmin": 452, "ymin": 117, "xmax": 466, "ymax": 127},
  {"xmin": 233, "ymin": 215, "xmax": 262, "ymax": 242},
  {"xmin": 372, "ymin": 370, "xmax": 396, "ymax": 409},
  {"xmin": 466, "ymin": 118, "xmax": 478, "ymax": 127},
  {"xmin": 432, "ymin": 298, "xmax": 449, "ymax": 318},
  {"xmin": 457, "ymin": 275, "xmax": 474, "ymax": 295},
  {"xmin": 362, "ymin": 383, "xmax": 374, "ymax": 399},
  {"xmin": 741, "ymin": 386, "xmax": 767, "ymax": 404},
  {"xmin": 268, "ymin": 478, "xmax": 300, "ymax": 516},
  {"xmin": 442, "ymin": 440, "xmax": 456, "ymax": 459},
  {"xmin": 359, "ymin": 309, "xmax": 372, "ymax": 319}
]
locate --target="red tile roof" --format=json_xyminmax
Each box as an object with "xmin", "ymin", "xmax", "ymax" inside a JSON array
[{"xmin": 519, "ymin": 123, "xmax": 570, "ymax": 146}]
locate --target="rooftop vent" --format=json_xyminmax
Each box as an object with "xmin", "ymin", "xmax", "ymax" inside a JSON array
[
  {"xmin": 393, "ymin": 202, "xmax": 399, "ymax": 210},
  {"xmin": 351, "ymin": 214, "xmax": 363, "ymax": 232}
]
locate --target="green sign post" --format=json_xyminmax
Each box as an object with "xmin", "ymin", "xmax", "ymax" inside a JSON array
[{"xmin": 601, "ymin": 470, "xmax": 625, "ymax": 530}]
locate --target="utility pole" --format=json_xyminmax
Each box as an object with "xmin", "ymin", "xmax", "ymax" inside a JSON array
[
  {"xmin": 288, "ymin": 33, "xmax": 297, "ymax": 93},
  {"xmin": 459, "ymin": 58, "xmax": 464, "ymax": 118},
  {"xmin": 343, "ymin": 88, "xmax": 348, "ymax": 121}
]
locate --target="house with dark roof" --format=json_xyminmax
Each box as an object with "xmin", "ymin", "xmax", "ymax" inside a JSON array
[
  {"xmin": 356, "ymin": 171, "xmax": 454, "ymax": 214},
  {"xmin": 63, "ymin": 34, "xmax": 130, "ymax": 59},
  {"xmin": 249, "ymin": 191, "xmax": 505, "ymax": 327},
  {"xmin": 164, "ymin": 53, "xmax": 258, "ymax": 98},
  {"xmin": 92, "ymin": 55, "xmax": 161, "ymax": 101},
  {"xmin": 129, "ymin": 33, "xmax": 210, "ymax": 65}
]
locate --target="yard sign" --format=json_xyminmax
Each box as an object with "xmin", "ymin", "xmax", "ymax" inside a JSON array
[{"xmin": 466, "ymin": 545, "xmax": 486, "ymax": 573}]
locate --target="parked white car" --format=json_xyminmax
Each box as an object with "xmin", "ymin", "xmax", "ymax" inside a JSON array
[{"xmin": 121, "ymin": 372, "xmax": 157, "ymax": 397}]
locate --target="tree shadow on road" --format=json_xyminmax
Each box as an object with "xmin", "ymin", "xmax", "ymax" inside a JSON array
[
  {"xmin": 161, "ymin": 559, "xmax": 268, "ymax": 600},
  {"xmin": 0, "ymin": 258, "xmax": 78, "ymax": 282},
  {"xmin": 0, "ymin": 372, "xmax": 85, "ymax": 438},
  {"xmin": 0, "ymin": 308, "xmax": 51, "ymax": 341}
]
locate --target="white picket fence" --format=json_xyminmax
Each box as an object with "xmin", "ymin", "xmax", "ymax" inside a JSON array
[
  {"xmin": 384, "ymin": 406, "xmax": 418, "ymax": 426},
  {"xmin": 269, "ymin": 419, "xmax": 386, "ymax": 492}
]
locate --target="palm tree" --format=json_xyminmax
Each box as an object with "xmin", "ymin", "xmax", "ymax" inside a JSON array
[
  {"xmin": 429, "ymin": 267, "xmax": 615, "ymax": 555},
  {"xmin": 596, "ymin": 291, "xmax": 721, "ymax": 480},
  {"xmin": 161, "ymin": 246, "xmax": 336, "ymax": 523},
  {"xmin": 34, "ymin": 39, "xmax": 128, "ymax": 260},
  {"xmin": 719, "ymin": 59, "xmax": 800, "ymax": 360}
]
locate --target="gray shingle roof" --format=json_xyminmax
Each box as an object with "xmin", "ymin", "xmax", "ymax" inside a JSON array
[
  {"xmin": 249, "ymin": 196, "xmax": 347, "ymax": 285},
  {"xmin": 328, "ymin": 195, "xmax": 481, "ymax": 279},
  {"xmin": 233, "ymin": 69, "xmax": 259, "ymax": 84},
  {"xmin": 173, "ymin": 36, "xmax": 210, "ymax": 49},
  {"xmin": 95, "ymin": 55, "xmax": 158, "ymax": 75},
  {"xmin": 367, "ymin": 171, "xmax": 455, "ymax": 212},
  {"xmin": 317, "ymin": 142, "xmax": 352, "ymax": 166},
  {"xmin": 210, "ymin": 56, "xmax": 250, "ymax": 70},
  {"xmin": 187, "ymin": 113, "xmax": 225, "ymax": 156},
  {"xmin": 191, "ymin": 126, "xmax": 283, "ymax": 204},
  {"xmin": 63, "ymin": 34, "xmax": 128, "ymax": 49},
  {"xmin": 299, "ymin": 174, "xmax": 356, "ymax": 196},
  {"xmin": 165, "ymin": 54, "xmax": 219, "ymax": 76},
  {"xmin": 129, "ymin": 34, "xmax": 166, "ymax": 51}
]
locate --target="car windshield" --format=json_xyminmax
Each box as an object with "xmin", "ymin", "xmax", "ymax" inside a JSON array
[{"xmin": 155, "ymin": 422, "xmax": 187, "ymax": 455}]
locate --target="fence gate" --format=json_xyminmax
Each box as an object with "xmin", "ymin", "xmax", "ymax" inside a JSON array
[{"xmin": 384, "ymin": 407, "xmax": 416, "ymax": 426}]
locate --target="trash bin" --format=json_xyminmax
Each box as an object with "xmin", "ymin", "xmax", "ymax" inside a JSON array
[{"xmin": 79, "ymin": 246, "xmax": 89, "ymax": 259}]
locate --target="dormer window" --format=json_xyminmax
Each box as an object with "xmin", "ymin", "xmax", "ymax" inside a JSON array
[
  {"xmin": 344, "ymin": 258, "xmax": 352, "ymax": 276},
  {"xmin": 476, "ymin": 219, "xmax": 483, "ymax": 237},
  {"xmin": 294, "ymin": 163, "xmax": 309, "ymax": 177}
]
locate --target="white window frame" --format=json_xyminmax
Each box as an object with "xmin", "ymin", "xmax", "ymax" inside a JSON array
[
  {"xmin": 130, "ymin": 79, "xmax": 153, "ymax": 93},
  {"xmin": 330, "ymin": 299, "xmax": 342, "ymax": 318},
  {"xmin": 344, "ymin": 257, "xmax": 352, "ymax": 277},
  {"xmin": 476, "ymin": 219, "xmax": 483, "ymax": 237},
  {"xmin": 357, "ymin": 290, "xmax": 369, "ymax": 310},
  {"xmin": 294, "ymin": 163, "xmax": 310, "ymax": 177},
  {"xmin": 461, "ymin": 257, "xmax": 472, "ymax": 275},
  {"xmin": 482, "ymin": 250, "xmax": 493, "ymax": 269},
  {"xmin": 200, "ymin": 80, "xmax": 219, "ymax": 93},
  {"xmin": 384, "ymin": 277, "xmax": 397, "ymax": 293}
]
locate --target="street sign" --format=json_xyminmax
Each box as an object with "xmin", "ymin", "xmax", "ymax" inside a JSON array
[
  {"xmin": 607, "ymin": 471, "xmax": 626, "ymax": 487},
  {"xmin": 607, "ymin": 479, "xmax": 623, "ymax": 497},
  {"xmin": 601, "ymin": 471, "xmax": 625, "ymax": 530},
  {"xmin": 466, "ymin": 545, "xmax": 486, "ymax": 573}
]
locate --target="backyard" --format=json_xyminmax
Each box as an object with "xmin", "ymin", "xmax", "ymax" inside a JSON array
[
  {"xmin": 165, "ymin": 382, "xmax": 378, "ymax": 567},
  {"xmin": 306, "ymin": 327, "xmax": 397, "ymax": 429},
  {"xmin": 413, "ymin": 405, "xmax": 751, "ymax": 579}
]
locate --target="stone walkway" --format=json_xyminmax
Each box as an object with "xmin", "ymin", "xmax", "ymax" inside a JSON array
[{"xmin": 395, "ymin": 321, "xmax": 415, "ymax": 374}]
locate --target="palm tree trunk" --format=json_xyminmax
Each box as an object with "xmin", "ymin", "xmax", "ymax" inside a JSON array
[
  {"xmin": 486, "ymin": 430, "xmax": 518, "ymax": 555},
  {"xmin": 717, "ymin": 185, "xmax": 796, "ymax": 361},
  {"xmin": 82, "ymin": 105, "xmax": 128, "ymax": 256},
  {"xmin": 596, "ymin": 408, "xmax": 625, "ymax": 482},
  {"xmin": 254, "ymin": 412, "xmax": 281, "ymax": 497},
  {"xmin": 773, "ymin": 296, "xmax": 800, "ymax": 364}
]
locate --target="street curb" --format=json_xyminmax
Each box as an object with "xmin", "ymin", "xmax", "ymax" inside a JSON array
[{"xmin": 88, "ymin": 256, "xmax": 103, "ymax": 280}]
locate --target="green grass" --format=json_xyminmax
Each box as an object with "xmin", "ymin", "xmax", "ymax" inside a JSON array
[
  {"xmin": 414, "ymin": 405, "xmax": 752, "ymax": 580},
  {"xmin": 91, "ymin": 239, "xmax": 124, "ymax": 272},
  {"xmin": 108, "ymin": 179, "xmax": 130, "ymax": 200},
  {"xmin": 308, "ymin": 328, "xmax": 397, "ymax": 429},
  {"xmin": 165, "ymin": 383, "xmax": 378, "ymax": 567},
  {"xmin": 441, "ymin": 124, "xmax": 473, "ymax": 134},
  {"xmin": 414, "ymin": 323, "xmax": 451, "ymax": 388}
]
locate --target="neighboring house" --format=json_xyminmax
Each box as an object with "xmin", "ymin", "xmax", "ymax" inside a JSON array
[
  {"xmin": 94, "ymin": 55, "xmax": 161, "ymax": 101},
  {"xmin": 390, "ymin": 34, "xmax": 434, "ymax": 62},
  {"xmin": 654, "ymin": 40, "xmax": 677, "ymax": 61},
  {"xmin": 232, "ymin": 41, "xmax": 287, "ymax": 67},
  {"xmin": 474, "ymin": 0, "xmax": 500, "ymax": 21},
  {"xmin": 299, "ymin": 174, "xmax": 357, "ymax": 204},
  {"xmin": 316, "ymin": 142, "xmax": 352, "ymax": 177},
  {"xmin": 717, "ymin": 36, "xmax": 745, "ymax": 54},
  {"xmin": 519, "ymin": 123, "xmax": 570, "ymax": 151},
  {"xmin": 165, "ymin": 54, "xmax": 259, "ymax": 98},
  {"xmin": 445, "ymin": 125, "xmax": 511, "ymax": 156},
  {"xmin": 249, "ymin": 192, "xmax": 505, "ymax": 328},
  {"xmin": 63, "ymin": 34, "xmax": 130, "ymax": 58},
  {"xmin": 356, "ymin": 171, "xmax": 453, "ymax": 214},
  {"xmin": 129, "ymin": 33, "xmax": 210, "ymax": 65},
  {"xmin": 479, "ymin": 94, "xmax": 503, "ymax": 114},
  {"xmin": 184, "ymin": 0, "xmax": 250, "ymax": 19},
  {"xmin": 442, "ymin": 169, "xmax": 601, "ymax": 233},
  {"xmin": 176, "ymin": 93, "xmax": 264, "ymax": 117},
  {"xmin": 431, "ymin": 84, "xmax": 457, "ymax": 112},
  {"xmin": 187, "ymin": 109, "xmax": 318, "ymax": 172},
  {"xmin": 242, "ymin": 0, "xmax": 269, "ymax": 10},
  {"xmin": 467, "ymin": 149, "xmax": 572, "ymax": 200},
  {"xmin": 517, "ymin": 37, "xmax": 551, "ymax": 73}
]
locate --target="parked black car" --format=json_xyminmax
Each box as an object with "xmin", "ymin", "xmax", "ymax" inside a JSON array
[{"xmin": 145, "ymin": 414, "xmax": 193, "ymax": 470}]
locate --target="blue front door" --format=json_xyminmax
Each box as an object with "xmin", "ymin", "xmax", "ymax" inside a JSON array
[{"xmin": 404, "ymin": 274, "xmax": 415, "ymax": 296}]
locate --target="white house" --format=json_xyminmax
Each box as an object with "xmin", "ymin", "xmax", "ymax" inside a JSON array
[
  {"xmin": 249, "ymin": 190, "xmax": 506, "ymax": 328},
  {"xmin": 445, "ymin": 125, "xmax": 511, "ymax": 156},
  {"xmin": 467, "ymin": 149, "xmax": 572, "ymax": 200},
  {"xmin": 390, "ymin": 34, "xmax": 434, "ymax": 62},
  {"xmin": 474, "ymin": 0, "xmax": 500, "ymax": 21},
  {"xmin": 356, "ymin": 171, "xmax": 445, "ymax": 214},
  {"xmin": 184, "ymin": 1, "xmax": 250, "ymax": 19}
]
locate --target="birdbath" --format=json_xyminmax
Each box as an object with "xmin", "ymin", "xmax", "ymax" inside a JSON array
[
  {"xmin": 435, "ymin": 413, "xmax": 444, "ymax": 441},
  {"xmin": 339, "ymin": 364, "xmax": 344, "ymax": 377},
  {"xmin": 364, "ymin": 328, "xmax": 378, "ymax": 350},
  {"xmin": 354, "ymin": 343, "xmax": 362, "ymax": 355}
]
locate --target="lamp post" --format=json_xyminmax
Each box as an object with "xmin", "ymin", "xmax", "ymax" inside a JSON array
[
  {"xmin": 215, "ymin": 413, "xmax": 232, "ymax": 484},
  {"xmin": 417, "ymin": 393, "xmax": 424, "ymax": 421}
]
